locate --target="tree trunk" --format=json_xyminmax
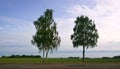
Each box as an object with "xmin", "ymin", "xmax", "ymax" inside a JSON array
[
  {"xmin": 42, "ymin": 48, "xmax": 45, "ymax": 62},
  {"xmin": 82, "ymin": 45, "xmax": 85, "ymax": 62},
  {"xmin": 43, "ymin": 48, "xmax": 45, "ymax": 58},
  {"xmin": 45, "ymin": 49, "xmax": 49, "ymax": 61}
]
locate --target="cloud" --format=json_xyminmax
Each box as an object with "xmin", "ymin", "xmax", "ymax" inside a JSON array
[
  {"xmin": 0, "ymin": 16, "xmax": 35, "ymax": 32},
  {"xmin": 55, "ymin": 18, "xmax": 75, "ymax": 35},
  {"xmin": 0, "ymin": 45, "xmax": 39, "ymax": 56},
  {"xmin": 66, "ymin": 0, "xmax": 120, "ymax": 40},
  {"xmin": 0, "ymin": 39, "xmax": 17, "ymax": 43},
  {"xmin": 0, "ymin": 16, "xmax": 35, "ymax": 47},
  {"xmin": 60, "ymin": 0, "xmax": 120, "ymax": 51},
  {"xmin": 66, "ymin": 0, "xmax": 120, "ymax": 17},
  {"xmin": 92, "ymin": 41, "xmax": 120, "ymax": 51},
  {"xmin": 0, "ymin": 16, "xmax": 38, "ymax": 56},
  {"xmin": 55, "ymin": 18, "xmax": 75, "ymax": 50}
]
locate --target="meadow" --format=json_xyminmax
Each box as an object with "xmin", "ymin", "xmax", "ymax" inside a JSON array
[{"xmin": 0, "ymin": 58, "xmax": 120, "ymax": 64}]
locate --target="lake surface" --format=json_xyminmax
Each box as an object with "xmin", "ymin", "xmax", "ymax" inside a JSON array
[{"xmin": 48, "ymin": 50, "xmax": 120, "ymax": 58}]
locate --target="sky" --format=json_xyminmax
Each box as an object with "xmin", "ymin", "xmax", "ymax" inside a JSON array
[{"xmin": 0, "ymin": 0, "xmax": 120, "ymax": 57}]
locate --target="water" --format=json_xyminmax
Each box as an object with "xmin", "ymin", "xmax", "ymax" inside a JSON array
[{"xmin": 48, "ymin": 50, "xmax": 120, "ymax": 58}]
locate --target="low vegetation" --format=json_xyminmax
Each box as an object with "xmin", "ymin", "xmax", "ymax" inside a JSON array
[{"xmin": 1, "ymin": 55, "xmax": 41, "ymax": 58}]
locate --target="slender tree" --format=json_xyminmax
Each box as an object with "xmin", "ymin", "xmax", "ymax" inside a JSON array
[
  {"xmin": 71, "ymin": 15, "xmax": 99, "ymax": 62},
  {"xmin": 31, "ymin": 9, "xmax": 60, "ymax": 62}
]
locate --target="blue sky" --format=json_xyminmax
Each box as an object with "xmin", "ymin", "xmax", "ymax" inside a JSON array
[{"xmin": 0, "ymin": 0, "xmax": 120, "ymax": 57}]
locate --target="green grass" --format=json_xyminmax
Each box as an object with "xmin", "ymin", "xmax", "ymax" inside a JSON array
[
  {"xmin": 0, "ymin": 58, "xmax": 42, "ymax": 64},
  {"xmin": 0, "ymin": 58, "xmax": 120, "ymax": 64},
  {"xmin": 85, "ymin": 58, "xmax": 120, "ymax": 63}
]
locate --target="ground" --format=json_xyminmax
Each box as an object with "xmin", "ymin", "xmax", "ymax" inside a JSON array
[{"xmin": 0, "ymin": 63, "xmax": 120, "ymax": 69}]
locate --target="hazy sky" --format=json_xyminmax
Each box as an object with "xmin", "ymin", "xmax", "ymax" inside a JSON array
[{"xmin": 0, "ymin": 0, "xmax": 120, "ymax": 56}]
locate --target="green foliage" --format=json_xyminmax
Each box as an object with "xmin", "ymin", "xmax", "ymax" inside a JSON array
[
  {"xmin": 31, "ymin": 9, "xmax": 60, "ymax": 61},
  {"xmin": 71, "ymin": 15, "xmax": 99, "ymax": 48},
  {"xmin": 71, "ymin": 15, "xmax": 99, "ymax": 62}
]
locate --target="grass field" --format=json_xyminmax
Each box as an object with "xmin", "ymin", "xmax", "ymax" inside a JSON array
[{"xmin": 0, "ymin": 58, "xmax": 120, "ymax": 64}]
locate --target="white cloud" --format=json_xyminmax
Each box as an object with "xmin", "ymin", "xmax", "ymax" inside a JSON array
[
  {"xmin": 55, "ymin": 18, "xmax": 75, "ymax": 35},
  {"xmin": 0, "ymin": 16, "xmax": 35, "ymax": 47},
  {"xmin": 63, "ymin": 0, "xmax": 120, "ymax": 50},
  {"xmin": 0, "ymin": 39, "xmax": 18, "ymax": 46},
  {"xmin": 55, "ymin": 18, "xmax": 75, "ymax": 50},
  {"xmin": 0, "ymin": 16, "xmax": 35, "ymax": 32},
  {"xmin": 91, "ymin": 41, "xmax": 120, "ymax": 51},
  {"xmin": 66, "ymin": 0, "xmax": 120, "ymax": 17}
]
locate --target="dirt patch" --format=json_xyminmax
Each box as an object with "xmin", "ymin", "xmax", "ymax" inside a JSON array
[{"xmin": 0, "ymin": 63, "xmax": 120, "ymax": 69}]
